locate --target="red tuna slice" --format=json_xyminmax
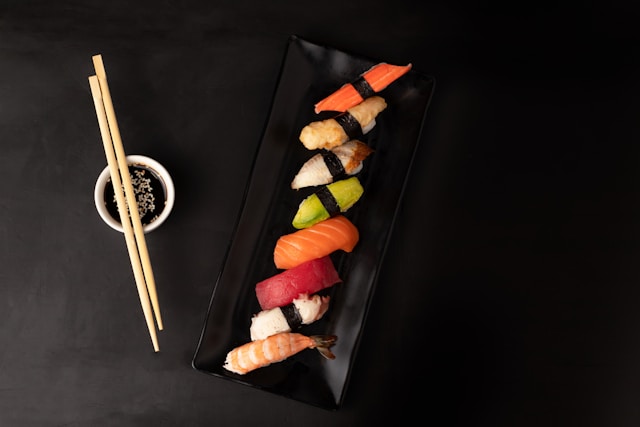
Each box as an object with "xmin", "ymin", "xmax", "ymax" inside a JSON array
[{"xmin": 255, "ymin": 256, "xmax": 341, "ymax": 310}]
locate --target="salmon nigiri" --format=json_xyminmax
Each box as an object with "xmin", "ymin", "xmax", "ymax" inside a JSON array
[
  {"xmin": 314, "ymin": 62, "xmax": 412, "ymax": 113},
  {"xmin": 274, "ymin": 215, "xmax": 359, "ymax": 270}
]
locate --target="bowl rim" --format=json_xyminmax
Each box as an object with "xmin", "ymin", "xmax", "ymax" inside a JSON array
[{"xmin": 93, "ymin": 154, "xmax": 175, "ymax": 233}]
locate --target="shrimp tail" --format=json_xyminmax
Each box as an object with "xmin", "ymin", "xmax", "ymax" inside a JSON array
[{"xmin": 311, "ymin": 334, "xmax": 338, "ymax": 360}]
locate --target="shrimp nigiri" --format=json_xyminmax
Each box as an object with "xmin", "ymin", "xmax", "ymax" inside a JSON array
[
  {"xmin": 299, "ymin": 96, "xmax": 387, "ymax": 151},
  {"xmin": 274, "ymin": 215, "xmax": 359, "ymax": 270},
  {"xmin": 223, "ymin": 332, "xmax": 337, "ymax": 375},
  {"xmin": 314, "ymin": 62, "xmax": 412, "ymax": 113},
  {"xmin": 291, "ymin": 140, "xmax": 374, "ymax": 190}
]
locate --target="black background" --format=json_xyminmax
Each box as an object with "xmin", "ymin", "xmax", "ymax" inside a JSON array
[{"xmin": 2, "ymin": 1, "xmax": 640, "ymax": 426}]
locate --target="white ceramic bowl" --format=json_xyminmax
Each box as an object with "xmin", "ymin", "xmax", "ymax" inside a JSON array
[{"xmin": 94, "ymin": 155, "xmax": 175, "ymax": 233}]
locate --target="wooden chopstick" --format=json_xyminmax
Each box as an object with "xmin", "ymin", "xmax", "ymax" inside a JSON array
[
  {"xmin": 89, "ymin": 76, "xmax": 159, "ymax": 352},
  {"xmin": 91, "ymin": 55, "xmax": 163, "ymax": 333},
  {"xmin": 88, "ymin": 55, "xmax": 163, "ymax": 352}
]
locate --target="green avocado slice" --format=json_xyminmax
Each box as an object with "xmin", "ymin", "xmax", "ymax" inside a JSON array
[{"xmin": 292, "ymin": 177, "xmax": 364, "ymax": 229}]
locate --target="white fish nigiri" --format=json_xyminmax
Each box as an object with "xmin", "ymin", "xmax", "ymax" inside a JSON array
[
  {"xmin": 249, "ymin": 294, "xmax": 330, "ymax": 341},
  {"xmin": 299, "ymin": 96, "xmax": 387, "ymax": 150},
  {"xmin": 291, "ymin": 140, "xmax": 374, "ymax": 190}
]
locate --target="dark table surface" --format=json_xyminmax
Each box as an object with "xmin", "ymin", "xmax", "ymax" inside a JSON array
[{"xmin": 2, "ymin": 1, "xmax": 640, "ymax": 426}]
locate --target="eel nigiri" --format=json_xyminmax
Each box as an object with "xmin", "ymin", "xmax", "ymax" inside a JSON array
[
  {"xmin": 274, "ymin": 215, "xmax": 359, "ymax": 270},
  {"xmin": 223, "ymin": 332, "xmax": 337, "ymax": 375},
  {"xmin": 292, "ymin": 177, "xmax": 364, "ymax": 229},
  {"xmin": 299, "ymin": 96, "xmax": 387, "ymax": 151},
  {"xmin": 291, "ymin": 140, "xmax": 374, "ymax": 190},
  {"xmin": 250, "ymin": 293, "xmax": 330, "ymax": 341},
  {"xmin": 314, "ymin": 62, "xmax": 412, "ymax": 113},
  {"xmin": 256, "ymin": 255, "xmax": 341, "ymax": 310}
]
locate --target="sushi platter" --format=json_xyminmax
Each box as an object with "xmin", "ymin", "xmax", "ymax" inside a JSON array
[{"xmin": 192, "ymin": 35, "xmax": 435, "ymax": 409}]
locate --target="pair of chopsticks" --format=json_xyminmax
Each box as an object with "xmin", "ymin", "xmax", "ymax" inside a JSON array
[{"xmin": 88, "ymin": 55, "xmax": 163, "ymax": 352}]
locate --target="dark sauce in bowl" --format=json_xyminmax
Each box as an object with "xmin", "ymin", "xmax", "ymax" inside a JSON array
[{"xmin": 103, "ymin": 163, "xmax": 167, "ymax": 227}]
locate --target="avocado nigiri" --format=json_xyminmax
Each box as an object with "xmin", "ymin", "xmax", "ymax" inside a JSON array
[{"xmin": 292, "ymin": 177, "xmax": 364, "ymax": 229}]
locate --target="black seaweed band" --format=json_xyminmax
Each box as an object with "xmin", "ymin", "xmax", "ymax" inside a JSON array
[
  {"xmin": 316, "ymin": 186, "xmax": 340, "ymax": 216},
  {"xmin": 334, "ymin": 112, "xmax": 362, "ymax": 140},
  {"xmin": 352, "ymin": 76, "xmax": 375, "ymax": 99},
  {"xmin": 321, "ymin": 150, "xmax": 346, "ymax": 178},
  {"xmin": 281, "ymin": 303, "xmax": 303, "ymax": 330}
]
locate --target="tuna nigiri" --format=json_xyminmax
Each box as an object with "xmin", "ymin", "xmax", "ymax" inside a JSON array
[
  {"xmin": 291, "ymin": 140, "xmax": 374, "ymax": 190},
  {"xmin": 299, "ymin": 96, "xmax": 387, "ymax": 151},
  {"xmin": 292, "ymin": 177, "xmax": 364, "ymax": 229},
  {"xmin": 250, "ymin": 293, "xmax": 330, "ymax": 341},
  {"xmin": 274, "ymin": 215, "xmax": 359, "ymax": 270},
  {"xmin": 223, "ymin": 332, "xmax": 337, "ymax": 375},
  {"xmin": 256, "ymin": 255, "xmax": 341, "ymax": 310},
  {"xmin": 314, "ymin": 62, "xmax": 412, "ymax": 113}
]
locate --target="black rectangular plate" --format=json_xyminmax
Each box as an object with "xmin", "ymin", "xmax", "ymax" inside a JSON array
[{"xmin": 192, "ymin": 35, "xmax": 435, "ymax": 410}]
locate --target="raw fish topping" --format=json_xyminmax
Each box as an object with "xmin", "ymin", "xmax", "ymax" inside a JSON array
[
  {"xmin": 255, "ymin": 256, "xmax": 341, "ymax": 310},
  {"xmin": 223, "ymin": 60, "xmax": 413, "ymax": 375}
]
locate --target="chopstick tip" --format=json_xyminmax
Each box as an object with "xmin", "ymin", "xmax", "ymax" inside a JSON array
[{"xmin": 92, "ymin": 54, "xmax": 106, "ymax": 79}]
